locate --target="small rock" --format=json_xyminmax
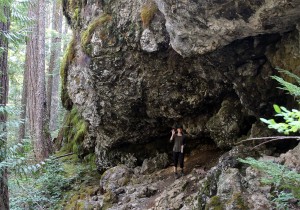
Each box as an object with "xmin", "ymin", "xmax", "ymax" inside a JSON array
[
  {"xmin": 115, "ymin": 188, "xmax": 125, "ymax": 195},
  {"xmin": 92, "ymin": 196, "xmax": 98, "ymax": 201},
  {"xmin": 140, "ymin": 29, "xmax": 158, "ymax": 52}
]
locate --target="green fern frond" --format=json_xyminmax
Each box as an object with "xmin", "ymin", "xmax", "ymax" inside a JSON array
[
  {"xmin": 271, "ymin": 76, "xmax": 300, "ymax": 98},
  {"xmin": 276, "ymin": 67, "xmax": 300, "ymax": 86}
]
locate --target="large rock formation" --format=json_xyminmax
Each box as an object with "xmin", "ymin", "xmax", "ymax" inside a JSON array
[{"xmin": 61, "ymin": 0, "xmax": 300, "ymax": 170}]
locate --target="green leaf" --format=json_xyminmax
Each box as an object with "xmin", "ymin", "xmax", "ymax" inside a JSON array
[
  {"xmin": 260, "ymin": 118, "xmax": 270, "ymax": 124},
  {"xmin": 273, "ymin": 104, "xmax": 281, "ymax": 114}
]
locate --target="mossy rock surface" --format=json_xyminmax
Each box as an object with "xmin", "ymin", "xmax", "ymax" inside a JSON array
[
  {"xmin": 81, "ymin": 14, "xmax": 112, "ymax": 55},
  {"xmin": 60, "ymin": 37, "xmax": 75, "ymax": 110},
  {"xmin": 140, "ymin": 0, "xmax": 157, "ymax": 28},
  {"xmin": 60, "ymin": 107, "xmax": 89, "ymax": 155},
  {"xmin": 205, "ymin": 196, "xmax": 224, "ymax": 210},
  {"xmin": 63, "ymin": 0, "xmax": 83, "ymax": 28},
  {"xmin": 226, "ymin": 193, "xmax": 249, "ymax": 210}
]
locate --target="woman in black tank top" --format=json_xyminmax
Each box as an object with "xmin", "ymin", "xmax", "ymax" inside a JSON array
[{"xmin": 170, "ymin": 125, "xmax": 186, "ymax": 178}]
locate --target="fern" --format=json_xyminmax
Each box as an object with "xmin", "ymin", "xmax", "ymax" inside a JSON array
[
  {"xmin": 251, "ymin": 68, "xmax": 300, "ymax": 208},
  {"xmin": 261, "ymin": 69, "xmax": 300, "ymax": 134},
  {"xmin": 0, "ymin": 0, "xmax": 31, "ymax": 47},
  {"xmin": 276, "ymin": 67, "xmax": 300, "ymax": 87},
  {"xmin": 0, "ymin": 105, "xmax": 47, "ymax": 177},
  {"xmin": 0, "ymin": 139, "xmax": 48, "ymax": 178},
  {"xmin": 272, "ymin": 68, "xmax": 300, "ymax": 98},
  {"xmin": 239, "ymin": 157, "xmax": 300, "ymax": 209}
]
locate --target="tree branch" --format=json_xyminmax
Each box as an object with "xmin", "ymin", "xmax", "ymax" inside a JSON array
[
  {"xmin": 236, "ymin": 136, "xmax": 300, "ymax": 149},
  {"xmin": 53, "ymin": 152, "xmax": 74, "ymax": 160}
]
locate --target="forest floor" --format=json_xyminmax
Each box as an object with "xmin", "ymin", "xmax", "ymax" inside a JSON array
[{"xmin": 55, "ymin": 144, "xmax": 224, "ymax": 209}]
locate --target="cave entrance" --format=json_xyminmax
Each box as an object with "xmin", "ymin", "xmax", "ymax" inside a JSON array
[{"xmin": 118, "ymin": 135, "xmax": 225, "ymax": 172}]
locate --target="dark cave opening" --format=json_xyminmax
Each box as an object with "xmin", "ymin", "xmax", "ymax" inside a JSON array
[{"xmin": 117, "ymin": 134, "xmax": 224, "ymax": 168}]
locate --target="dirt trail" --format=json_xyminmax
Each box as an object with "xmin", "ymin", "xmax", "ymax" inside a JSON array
[{"xmin": 136, "ymin": 145, "xmax": 224, "ymax": 209}]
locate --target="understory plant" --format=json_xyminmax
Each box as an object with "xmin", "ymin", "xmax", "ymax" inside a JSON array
[
  {"xmin": 260, "ymin": 68, "xmax": 300, "ymax": 134},
  {"xmin": 239, "ymin": 157, "xmax": 300, "ymax": 209},
  {"xmin": 9, "ymin": 159, "xmax": 73, "ymax": 209},
  {"xmin": 240, "ymin": 68, "xmax": 300, "ymax": 209}
]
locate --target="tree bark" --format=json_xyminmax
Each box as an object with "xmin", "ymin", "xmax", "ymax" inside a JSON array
[
  {"xmin": 47, "ymin": 0, "xmax": 63, "ymax": 131},
  {"xmin": 0, "ymin": 4, "xmax": 10, "ymax": 210},
  {"xmin": 27, "ymin": 0, "xmax": 52, "ymax": 161},
  {"xmin": 18, "ymin": 44, "xmax": 29, "ymax": 142}
]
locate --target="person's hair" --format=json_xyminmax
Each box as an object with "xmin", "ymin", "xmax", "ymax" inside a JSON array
[{"xmin": 177, "ymin": 127, "xmax": 184, "ymax": 134}]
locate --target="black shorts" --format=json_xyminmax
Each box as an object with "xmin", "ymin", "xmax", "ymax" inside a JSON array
[{"xmin": 173, "ymin": 151, "xmax": 184, "ymax": 168}]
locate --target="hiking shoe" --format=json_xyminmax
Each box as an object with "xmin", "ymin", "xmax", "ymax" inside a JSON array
[{"xmin": 174, "ymin": 173, "xmax": 179, "ymax": 179}]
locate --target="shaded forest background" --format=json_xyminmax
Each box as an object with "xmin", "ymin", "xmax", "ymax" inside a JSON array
[
  {"xmin": 0, "ymin": 0, "xmax": 72, "ymax": 208},
  {"xmin": 0, "ymin": 0, "xmax": 299, "ymax": 209}
]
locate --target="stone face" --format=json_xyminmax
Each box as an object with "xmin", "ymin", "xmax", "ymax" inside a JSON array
[
  {"xmin": 99, "ymin": 165, "xmax": 132, "ymax": 192},
  {"xmin": 154, "ymin": 0, "xmax": 300, "ymax": 57},
  {"xmin": 62, "ymin": 0, "xmax": 300, "ymax": 171},
  {"xmin": 279, "ymin": 143, "xmax": 300, "ymax": 172},
  {"xmin": 206, "ymin": 99, "xmax": 245, "ymax": 148},
  {"xmin": 140, "ymin": 29, "xmax": 158, "ymax": 52},
  {"xmin": 141, "ymin": 153, "xmax": 168, "ymax": 174}
]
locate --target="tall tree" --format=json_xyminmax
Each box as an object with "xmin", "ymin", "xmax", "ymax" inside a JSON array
[
  {"xmin": 18, "ymin": 43, "xmax": 29, "ymax": 142},
  {"xmin": 0, "ymin": 3, "xmax": 10, "ymax": 209},
  {"xmin": 47, "ymin": 0, "xmax": 63, "ymax": 131},
  {"xmin": 27, "ymin": 0, "xmax": 52, "ymax": 161}
]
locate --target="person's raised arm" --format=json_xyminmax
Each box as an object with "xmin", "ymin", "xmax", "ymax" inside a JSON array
[{"xmin": 170, "ymin": 129, "xmax": 175, "ymax": 141}]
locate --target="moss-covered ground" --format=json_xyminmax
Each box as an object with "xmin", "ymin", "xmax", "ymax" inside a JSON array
[{"xmin": 55, "ymin": 153, "xmax": 101, "ymax": 210}]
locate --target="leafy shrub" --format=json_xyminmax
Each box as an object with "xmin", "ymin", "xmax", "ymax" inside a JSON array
[
  {"xmin": 261, "ymin": 104, "xmax": 300, "ymax": 134},
  {"xmin": 9, "ymin": 159, "xmax": 73, "ymax": 209},
  {"xmin": 260, "ymin": 69, "xmax": 300, "ymax": 134}
]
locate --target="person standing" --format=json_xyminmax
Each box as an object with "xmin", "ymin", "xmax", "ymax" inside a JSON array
[{"xmin": 170, "ymin": 125, "xmax": 186, "ymax": 178}]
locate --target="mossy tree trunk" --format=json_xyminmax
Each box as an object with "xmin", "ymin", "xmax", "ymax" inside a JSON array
[{"xmin": 0, "ymin": 4, "xmax": 10, "ymax": 210}]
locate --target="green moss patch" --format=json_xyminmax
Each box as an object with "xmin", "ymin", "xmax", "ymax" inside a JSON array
[
  {"xmin": 56, "ymin": 154, "xmax": 100, "ymax": 210},
  {"xmin": 81, "ymin": 14, "xmax": 112, "ymax": 54},
  {"xmin": 60, "ymin": 37, "xmax": 75, "ymax": 110},
  {"xmin": 205, "ymin": 196, "xmax": 224, "ymax": 210},
  {"xmin": 140, "ymin": 0, "xmax": 157, "ymax": 28},
  {"xmin": 60, "ymin": 107, "xmax": 88, "ymax": 155},
  {"xmin": 63, "ymin": 0, "xmax": 83, "ymax": 28},
  {"xmin": 227, "ymin": 193, "xmax": 249, "ymax": 210}
]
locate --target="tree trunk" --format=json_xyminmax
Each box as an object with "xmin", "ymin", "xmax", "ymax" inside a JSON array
[
  {"xmin": 18, "ymin": 44, "xmax": 29, "ymax": 142},
  {"xmin": 0, "ymin": 5, "xmax": 10, "ymax": 210},
  {"xmin": 47, "ymin": 0, "xmax": 63, "ymax": 131},
  {"xmin": 27, "ymin": 0, "xmax": 52, "ymax": 161}
]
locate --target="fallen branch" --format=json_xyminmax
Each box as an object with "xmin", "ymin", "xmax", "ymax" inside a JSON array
[
  {"xmin": 236, "ymin": 136, "xmax": 300, "ymax": 145},
  {"xmin": 235, "ymin": 136, "xmax": 300, "ymax": 149},
  {"xmin": 53, "ymin": 152, "xmax": 74, "ymax": 160}
]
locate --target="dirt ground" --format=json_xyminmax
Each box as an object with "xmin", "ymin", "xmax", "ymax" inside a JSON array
[{"xmin": 138, "ymin": 144, "xmax": 224, "ymax": 209}]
